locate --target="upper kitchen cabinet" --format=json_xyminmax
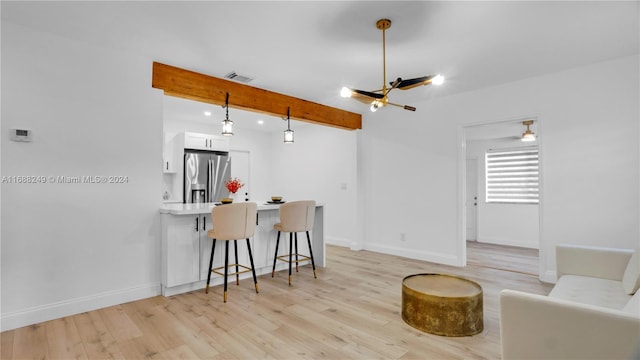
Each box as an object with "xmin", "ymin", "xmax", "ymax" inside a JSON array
[
  {"xmin": 163, "ymin": 132, "xmax": 177, "ymax": 174},
  {"xmin": 163, "ymin": 132, "xmax": 230, "ymax": 174},
  {"xmin": 182, "ymin": 132, "xmax": 230, "ymax": 152}
]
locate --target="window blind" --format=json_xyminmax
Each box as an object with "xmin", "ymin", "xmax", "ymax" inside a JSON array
[{"xmin": 485, "ymin": 147, "xmax": 539, "ymax": 204}]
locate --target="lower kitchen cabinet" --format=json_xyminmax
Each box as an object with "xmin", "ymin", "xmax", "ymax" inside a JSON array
[{"xmin": 161, "ymin": 214, "xmax": 214, "ymax": 288}]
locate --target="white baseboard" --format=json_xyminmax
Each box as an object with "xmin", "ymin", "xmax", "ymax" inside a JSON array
[
  {"xmin": 477, "ymin": 236, "xmax": 539, "ymax": 249},
  {"xmin": 364, "ymin": 243, "xmax": 462, "ymax": 267},
  {"xmin": 325, "ymin": 236, "xmax": 353, "ymax": 248},
  {"xmin": 0, "ymin": 283, "xmax": 161, "ymax": 332}
]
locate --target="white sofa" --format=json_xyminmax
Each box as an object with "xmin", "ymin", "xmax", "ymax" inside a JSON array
[{"xmin": 500, "ymin": 244, "xmax": 640, "ymax": 359}]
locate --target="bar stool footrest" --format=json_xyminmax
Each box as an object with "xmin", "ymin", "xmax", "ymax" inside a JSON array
[
  {"xmin": 212, "ymin": 264, "xmax": 253, "ymax": 277},
  {"xmin": 276, "ymin": 254, "xmax": 311, "ymax": 264}
]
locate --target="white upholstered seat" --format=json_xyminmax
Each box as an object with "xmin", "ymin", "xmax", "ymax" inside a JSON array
[
  {"xmin": 206, "ymin": 202, "xmax": 258, "ymax": 302},
  {"xmin": 271, "ymin": 200, "xmax": 317, "ymax": 285}
]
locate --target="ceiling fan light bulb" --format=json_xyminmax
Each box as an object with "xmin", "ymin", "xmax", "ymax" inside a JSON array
[
  {"xmin": 521, "ymin": 130, "xmax": 536, "ymax": 142},
  {"xmin": 370, "ymin": 103, "xmax": 378, "ymax": 112},
  {"xmin": 432, "ymin": 74, "xmax": 445, "ymax": 85},
  {"xmin": 340, "ymin": 87, "xmax": 353, "ymax": 98}
]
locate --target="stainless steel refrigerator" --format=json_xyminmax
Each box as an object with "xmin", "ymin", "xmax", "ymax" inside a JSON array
[{"xmin": 183, "ymin": 149, "xmax": 231, "ymax": 203}]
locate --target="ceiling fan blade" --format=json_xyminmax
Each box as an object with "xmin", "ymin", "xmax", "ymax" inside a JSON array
[
  {"xmin": 386, "ymin": 101, "xmax": 417, "ymax": 111},
  {"xmin": 396, "ymin": 75, "xmax": 436, "ymax": 90},
  {"xmin": 349, "ymin": 89, "xmax": 385, "ymax": 104},
  {"xmin": 352, "ymin": 89, "xmax": 384, "ymax": 99}
]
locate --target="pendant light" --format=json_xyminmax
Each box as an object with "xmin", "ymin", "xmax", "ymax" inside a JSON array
[
  {"xmin": 221, "ymin": 92, "xmax": 233, "ymax": 136},
  {"xmin": 284, "ymin": 107, "xmax": 294, "ymax": 144},
  {"xmin": 521, "ymin": 120, "xmax": 535, "ymax": 142}
]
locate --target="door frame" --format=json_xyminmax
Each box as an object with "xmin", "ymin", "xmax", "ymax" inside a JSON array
[
  {"xmin": 457, "ymin": 115, "xmax": 545, "ymax": 280},
  {"xmin": 465, "ymin": 157, "xmax": 479, "ymax": 241}
]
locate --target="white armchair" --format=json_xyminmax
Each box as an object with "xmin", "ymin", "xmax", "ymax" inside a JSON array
[{"xmin": 500, "ymin": 244, "xmax": 640, "ymax": 359}]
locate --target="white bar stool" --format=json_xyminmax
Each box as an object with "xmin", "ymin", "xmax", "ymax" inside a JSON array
[
  {"xmin": 205, "ymin": 202, "xmax": 258, "ymax": 302},
  {"xmin": 271, "ymin": 200, "xmax": 317, "ymax": 285}
]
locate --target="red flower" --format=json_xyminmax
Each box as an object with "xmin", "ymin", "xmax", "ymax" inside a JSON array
[{"xmin": 225, "ymin": 177, "xmax": 244, "ymax": 194}]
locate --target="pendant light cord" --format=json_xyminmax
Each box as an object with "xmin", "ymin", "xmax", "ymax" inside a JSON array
[{"xmin": 225, "ymin": 92, "xmax": 230, "ymax": 120}]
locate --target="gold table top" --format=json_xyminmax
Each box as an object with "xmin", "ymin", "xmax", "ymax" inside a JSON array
[{"xmin": 403, "ymin": 273, "xmax": 482, "ymax": 298}]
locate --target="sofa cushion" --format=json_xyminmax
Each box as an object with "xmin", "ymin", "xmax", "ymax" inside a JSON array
[
  {"xmin": 549, "ymin": 275, "xmax": 631, "ymax": 310},
  {"xmin": 622, "ymin": 291, "xmax": 640, "ymax": 317},
  {"xmin": 622, "ymin": 250, "xmax": 640, "ymax": 294}
]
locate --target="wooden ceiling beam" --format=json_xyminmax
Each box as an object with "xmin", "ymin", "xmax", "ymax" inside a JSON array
[{"xmin": 152, "ymin": 62, "xmax": 362, "ymax": 130}]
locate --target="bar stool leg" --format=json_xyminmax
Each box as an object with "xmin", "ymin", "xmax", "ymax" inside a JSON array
[
  {"xmin": 272, "ymin": 231, "xmax": 281, "ymax": 277},
  {"xmin": 246, "ymin": 238, "xmax": 259, "ymax": 293},
  {"xmin": 306, "ymin": 231, "xmax": 317, "ymax": 278},
  {"xmin": 294, "ymin": 232, "xmax": 299, "ymax": 272},
  {"xmin": 205, "ymin": 239, "xmax": 216, "ymax": 293},
  {"xmin": 288, "ymin": 232, "xmax": 293, "ymax": 286},
  {"xmin": 234, "ymin": 240, "xmax": 240, "ymax": 286},
  {"xmin": 223, "ymin": 241, "xmax": 229, "ymax": 303}
]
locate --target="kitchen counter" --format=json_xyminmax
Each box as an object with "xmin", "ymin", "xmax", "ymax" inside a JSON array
[
  {"xmin": 159, "ymin": 201, "xmax": 303, "ymax": 215},
  {"xmin": 159, "ymin": 201, "xmax": 325, "ymax": 296}
]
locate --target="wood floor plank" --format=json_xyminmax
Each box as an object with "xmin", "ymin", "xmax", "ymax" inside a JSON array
[
  {"xmin": 1, "ymin": 243, "xmax": 552, "ymax": 359},
  {"xmin": 44, "ymin": 317, "xmax": 88, "ymax": 360},
  {"xmin": 9, "ymin": 324, "xmax": 47, "ymax": 359},
  {"xmin": 0, "ymin": 327, "xmax": 14, "ymax": 359},
  {"xmin": 72, "ymin": 311, "xmax": 125, "ymax": 359},
  {"xmin": 98, "ymin": 304, "xmax": 143, "ymax": 342}
]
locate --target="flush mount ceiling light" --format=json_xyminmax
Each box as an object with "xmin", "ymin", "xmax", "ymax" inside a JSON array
[
  {"xmin": 521, "ymin": 120, "xmax": 536, "ymax": 142},
  {"xmin": 221, "ymin": 92, "xmax": 233, "ymax": 136},
  {"xmin": 340, "ymin": 18, "xmax": 444, "ymax": 113},
  {"xmin": 283, "ymin": 107, "xmax": 294, "ymax": 144}
]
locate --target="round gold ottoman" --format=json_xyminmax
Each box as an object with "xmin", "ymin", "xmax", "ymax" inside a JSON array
[{"xmin": 402, "ymin": 273, "xmax": 483, "ymax": 336}]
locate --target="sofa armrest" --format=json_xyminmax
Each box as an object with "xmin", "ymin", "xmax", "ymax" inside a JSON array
[
  {"xmin": 500, "ymin": 289, "xmax": 640, "ymax": 360},
  {"xmin": 556, "ymin": 244, "xmax": 633, "ymax": 281}
]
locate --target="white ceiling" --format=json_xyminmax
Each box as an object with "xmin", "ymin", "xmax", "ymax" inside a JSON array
[{"xmin": 3, "ymin": 1, "xmax": 638, "ymax": 136}]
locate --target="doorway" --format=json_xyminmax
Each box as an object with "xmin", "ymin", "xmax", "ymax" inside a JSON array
[
  {"xmin": 230, "ymin": 150, "xmax": 251, "ymax": 201},
  {"xmin": 461, "ymin": 118, "xmax": 542, "ymax": 275}
]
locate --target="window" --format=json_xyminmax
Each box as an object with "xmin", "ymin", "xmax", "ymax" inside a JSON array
[{"xmin": 485, "ymin": 147, "xmax": 539, "ymax": 204}]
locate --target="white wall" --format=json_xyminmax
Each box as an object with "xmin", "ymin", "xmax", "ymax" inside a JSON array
[
  {"xmin": 467, "ymin": 139, "xmax": 539, "ymax": 249},
  {"xmin": 1, "ymin": 23, "xmax": 164, "ymax": 330},
  {"xmin": 270, "ymin": 125, "xmax": 359, "ymax": 248},
  {"xmin": 360, "ymin": 54, "xmax": 639, "ymax": 281}
]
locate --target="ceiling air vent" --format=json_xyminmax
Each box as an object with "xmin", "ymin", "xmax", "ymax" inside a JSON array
[{"xmin": 224, "ymin": 71, "xmax": 254, "ymax": 83}]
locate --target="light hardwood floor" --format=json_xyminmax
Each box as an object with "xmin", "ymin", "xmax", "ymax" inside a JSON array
[
  {"xmin": 466, "ymin": 241, "xmax": 539, "ymax": 276},
  {"xmin": 1, "ymin": 243, "xmax": 551, "ymax": 359}
]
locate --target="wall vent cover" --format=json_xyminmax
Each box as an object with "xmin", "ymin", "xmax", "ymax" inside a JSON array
[{"xmin": 224, "ymin": 71, "xmax": 254, "ymax": 83}]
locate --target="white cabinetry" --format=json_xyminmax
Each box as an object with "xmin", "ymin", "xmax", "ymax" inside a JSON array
[
  {"xmin": 163, "ymin": 132, "xmax": 177, "ymax": 174},
  {"xmin": 161, "ymin": 214, "xmax": 200, "ymax": 287},
  {"xmin": 163, "ymin": 141, "xmax": 176, "ymax": 174},
  {"xmin": 183, "ymin": 132, "xmax": 230, "ymax": 152},
  {"xmin": 251, "ymin": 209, "xmax": 279, "ymax": 268}
]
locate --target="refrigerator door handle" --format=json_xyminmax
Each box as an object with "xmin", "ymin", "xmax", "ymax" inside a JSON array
[
  {"xmin": 195, "ymin": 217, "xmax": 199, "ymax": 232},
  {"xmin": 208, "ymin": 159, "xmax": 214, "ymax": 203}
]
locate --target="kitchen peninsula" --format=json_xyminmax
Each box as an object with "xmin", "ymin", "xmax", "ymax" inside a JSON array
[{"xmin": 159, "ymin": 202, "xmax": 325, "ymax": 296}]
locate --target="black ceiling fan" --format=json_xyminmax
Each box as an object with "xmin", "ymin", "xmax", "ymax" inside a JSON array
[{"xmin": 340, "ymin": 18, "xmax": 444, "ymax": 112}]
